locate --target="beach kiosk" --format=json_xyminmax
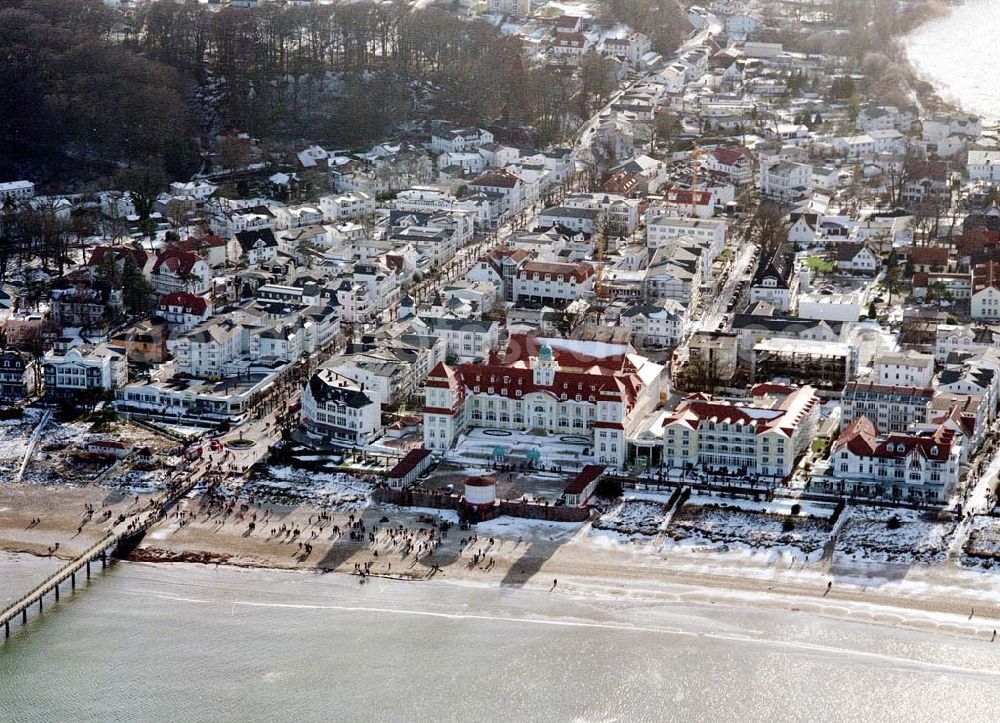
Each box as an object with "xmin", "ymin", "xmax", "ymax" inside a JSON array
[{"xmin": 462, "ymin": 475, "xmax": 497, "ymax": 522}]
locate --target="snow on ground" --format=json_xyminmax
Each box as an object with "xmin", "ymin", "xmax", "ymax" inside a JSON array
[
  {"xmin": 685, "ymin": 493, "xmax": 836, "ymax": 520},
  {"xmin": 0, "ymin": 409, "xmax": 42, "ymax": 471},
  {"xmin": 593, "ymin": 499, "xmax": 666, "ymax": 536},
  {"xmin": 666, "ymin": 501, "xmax": 832, "ymax": 556},
  {"xmin": 244, "ymin": 466, "xmax": 371, "ymax": 510},
  {"xmin": 835, "ymin": 508, "xmax": 957, "ymax": 564},
  {"xmin": 161, "ymin": 425, "xmax": 209, "ymax": 441},
  {"xmin": 446, "ymin": 428, "xmax": 591, "ymax": 471},
  {"xmin": 111, "ymin": 468, "xmax": 172, "ymax": 493},
  {"xmin": 537, "ymin": 0, "xmax": 598, "ymax": 18},
  {"xmin": 961, "ymin": 516, "xmax": 1000, "ymax": 568},
  {"xmin": 473, "ymin": 515, "xmax": 581, "ymax": 542}
]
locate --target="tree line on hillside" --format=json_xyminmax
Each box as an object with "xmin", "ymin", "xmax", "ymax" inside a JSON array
[
  {"xmin": 1, "ymin": 0, "xmax": 666, "ymax": 190},
  {"xmin": 0, "ymin": 0, "xmax": 195, "ymax": 184}
]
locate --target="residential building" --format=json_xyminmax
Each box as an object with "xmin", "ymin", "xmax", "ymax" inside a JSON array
[
  {"xmin": 749, "ymin": 251, "xmax": 798, "ymax": 313},
  {"xmin": 643, "ymin": 240, "xmax": 711, "ymax": 307},
  {"xmin": 151, "ymin": 249, "xmax": 212, "ymax": 296},
  {"xmin": 759, "ymin": 160, "xmax": 812, "ymax": 200},
  {"xmin": 549, "ymin": 32, "xmax": 590, "ymax": 64},
  {"xmin": 410, "ymin": 316, "xmax": 500, "ymax": 360},
  {"xmin": 465, "ymin": 247, "xmax": 530, "ymax": 302},
  {"xmin": 111, "ymin": 320, "xmax": 167, "ymax": 365},
  {"xmin": 536, "ymin": 206, "xmax": 599, "ymax": 235},
  {"xmin": 787, "ymin": 212, "xmax": 821, "ymax": 245},
  {"xmin": 703, "ymin": 147, "xmax": 754, "ymax": 187},
  {"xmin": 0, "ymin": 350, "xmax": 40, "ymax": 399},
  {"xmin": 731, "ymin": 314, "xmax": 845, "ymax": 356},
  {"xmin": 619, "ymin": 302, "xmax": 686, "ymax": 349},
  {"xmin": 430, "ymin": 127, "xmax": 494, "ymax": 153},
  {"xmin": 563, "ymin": 193, "xmax": 640, "ymax": 234},
  {"xmin": 824, "ymin": 418, "xmax": 960, "ymax": 504},
  {"xmin": 646, "ymin": 216, "xmax": 727, "ymax": 260},
  {"xmin": 873, "ymin": 351, "xmax": 935, "ymax": 388},
  {"xmin": 836, "ymin": 242, "xmax": 880, "ymax": 274},
  {"xmin": 157, "ymin": 292, "xmax": 213, "ymax": 332},
  {"xmin": 467, "ymin": 169, "xmax": 525, "ymax": 221},
  {"xmin": 235, "ymin": 228, "xmax": 280, "ymax": 266},
  {"xmin": 972, "ymin": 261, "xmax": 1000, "ymax": 320},
  {"xmin": 512, "ymin": 261, "xmax": 595, "ymax": 305},
  {"xmin": 43, "ymin": 345, "xmax": 127, "ymax": 401},
  {"xmin": 840, "ymin": 382, "xmax": 935, "ymax": 434},
  {"xmin": 968, "ymin": 150, "xmax": 1000, "ymax": 182},
  {"xmin": 0, "ymin": 180, "xmax": 34, "ymax": 204},
  {"xmin": 318, "ymin": 192, "xmax": 375, "ymax": 222}
]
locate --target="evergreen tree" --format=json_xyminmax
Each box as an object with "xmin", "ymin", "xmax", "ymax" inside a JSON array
[{"xmin": 121, "ymin": 254, "xmax": 154, "ymax": 316}]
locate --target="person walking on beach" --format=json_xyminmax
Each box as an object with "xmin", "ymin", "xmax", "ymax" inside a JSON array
[{"xmin": 551, "ymin": 579, "xmax": 557, "ymax": 591}]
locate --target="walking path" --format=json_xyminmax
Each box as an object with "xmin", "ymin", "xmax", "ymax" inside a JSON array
[{"xmin": 13, "ymin": 410, "xmax": 52, "ymax": 484}]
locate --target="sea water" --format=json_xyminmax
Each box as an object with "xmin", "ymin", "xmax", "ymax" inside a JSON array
[
  {"xmin": 2, "ymin": 553, "xmax": 1000, "ymax": 721},
  {"xmin": 906, "ymin": 0, "xmax": 1000, "ymax": 122}
]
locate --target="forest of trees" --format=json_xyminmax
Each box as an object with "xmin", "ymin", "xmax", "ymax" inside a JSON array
[
  {"xmin": 0, "ymin": 0, "xmax": 194, "ymax": 185},
  {"xmin": 0, "ymin": 0, "xmax": 672, "ymax": 190}
]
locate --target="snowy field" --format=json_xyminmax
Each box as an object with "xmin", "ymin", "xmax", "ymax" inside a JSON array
[
  {"xmin": 244, "ymin": 466, "xmax": 371, "ymax": 510},
  {"xmin": 835, "ymin": 508, "xmax": 958, "ymax": 564},
  {"xmin": 446, "ymin": 428, "xmax": 592, "ymax": 471},
  {"xmin": 962, "ymin": 516, "xmax": 1000, "ymax": 568},
  {"xmin": 665, "ymin": 501, "xmax": 832, "ymax": 556},
  {"xmin": 593, "ymin": 499, "xmax": 666, "ymax": 536},
  {"xmin": 0, "ymin": 409, "xmax": 43, "ymax": 475}
]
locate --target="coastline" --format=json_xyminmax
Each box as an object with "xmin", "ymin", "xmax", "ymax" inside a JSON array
[{"xmin": 5, "ymin": 482, "xmax": 1000, "ymax": 645}]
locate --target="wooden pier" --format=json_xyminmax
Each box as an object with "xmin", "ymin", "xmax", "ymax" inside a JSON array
[{"xmin": 1, "ymin": 469, "xmax": 204, "ymax": 641}]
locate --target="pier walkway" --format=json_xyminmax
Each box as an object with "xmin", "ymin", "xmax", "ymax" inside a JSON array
[{"xmin": 1, "ymin": 463, "xmax": 207, "ymax": 640}]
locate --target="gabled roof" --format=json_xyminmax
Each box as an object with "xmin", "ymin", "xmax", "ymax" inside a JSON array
[
  {"xmin": 833, "ymin": 416, "xmax": 878, "ymax": 456},
  {"xmin": 158, "ymin": 292, "xmax": 209, "ymax": 315},
  {"xmin": 710, "ymin": 146, "xmax": 753, "ymax": 166},
  {"xmin": 752, "ymin": 251, "xmax": 794, "ymax": 288},
  {"xmin": 235, "ymin": 228, "xmax": 278, "ymax": 252},
  {"xmin": 152, "ymin": 248, "xmax": 202, "ymax": 276},
  {"xmin": 87, "ymin": 245, "xmax": 149, "ymax": 269},
  {"xmin": 836, "ymin": 241, "xmax": 875, "ymax": 262}
]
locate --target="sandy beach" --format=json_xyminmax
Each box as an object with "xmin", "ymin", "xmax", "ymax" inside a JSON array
[{"xmin": 5, "ymin": 482, "xmax": 1000, "ymax": 643}]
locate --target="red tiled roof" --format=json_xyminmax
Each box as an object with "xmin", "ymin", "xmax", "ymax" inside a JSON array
[
  {"xmin": 906, "ymin": 159, "xmax": 949, "ymax": 182},
  {"xmin": 666, "ymin": 189, "xmax": 713, "ymax": 206},
  {"xmin": 833, "ymin": 416, "xmax": 878, "ymax": 456},
  {"xmin": 834, "ymin": 416, "xmax": 955, "ymax": 461},
  {"xmin": 387, "ymin": 448, "xmax": 432, "ymax": 479},
  {"xmin": 552, "ymin": 31, "xmax": 587, "ymax": 45},
  {"xmin": 972, "ymin": 261, "xmax": 1000, "ymax": 294},
  {"xmin": 518, "ymin": 260, "xmax": 594, "ymax": 283},
  {"xmin": 751, "ymin": 383, "xmax": 798, "ymax": 397},
  {"xmin": 874, "ymin": 427, "xmax": 954, "ymax": 462},
  {"xmin": 87, "ymin": 245, "xmax": 149, "ymax": 268},
  {"xmin": 908, "ymin": 245, "xmax": 950, "ymax": 267},
  {"xmin": 171, "ymin": 236, "xmax": 228, "ymax": 254},
  {"xmin": 158, "ymin": 292, "xmax": 208, "ymax": 315},
  {"xmin": 710, "ymin": 147, "xmax": 752, "ymax": 166},
  {"xmin": 470, "ymin": 169, "xmax": 522, "ymax": 189},
  {"xmin": 563, "ymin": 464, "xmax": 605, "ymax": 495},
  {"xmin": 153, "ymin": 249, "xmax": 201, "ymax": 276}
]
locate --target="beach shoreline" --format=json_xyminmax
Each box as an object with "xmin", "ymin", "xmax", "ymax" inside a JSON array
[{"xmin": 5, "ymin": 482, "xmax": 1000, "ymax": 645}]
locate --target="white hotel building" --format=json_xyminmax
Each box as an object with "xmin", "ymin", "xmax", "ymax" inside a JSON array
[
  {"xmin": 423, "ymin": 336, "xmax": 664, "ymax": 468},
  {"xmin": 661, "ymin": 384, "xmax": 820, "ymax": 479}
]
